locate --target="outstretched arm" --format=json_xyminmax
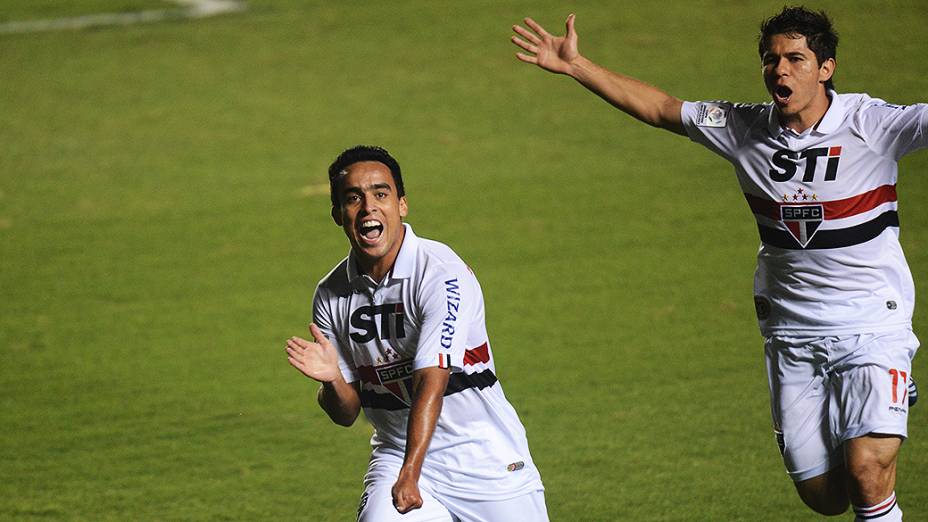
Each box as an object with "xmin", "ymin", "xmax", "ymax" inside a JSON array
[
  {"xmin": 391, "ymin": 366, "xmax": 450, "ymax": 514},
  {"xmin": 286, "ymin": 323, "xmax": 361, "ymax": 427},
  {"xmin": 512, "ymin": 14, "xmax": 686, "ymax": 136}
]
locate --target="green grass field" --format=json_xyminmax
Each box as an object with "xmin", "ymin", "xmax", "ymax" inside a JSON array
[{"xmin": 2, "ymin": 1, "xmax": 926, "ymax": 520}]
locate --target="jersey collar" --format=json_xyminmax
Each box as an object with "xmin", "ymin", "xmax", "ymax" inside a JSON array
[
  {"xmin": 814, "ymin": 90, "xmax": 845, "ymax": 134},
  {"xmin": 345, "ymin": 223, "xmax": 418, "ymax": 286},
  {"xmin": 388, "ymin": 223, "xmax": 417, "ymax": 280},
  {"xmin": 767, "ymin": 90, "xmax": 844, "ymax": 138}
]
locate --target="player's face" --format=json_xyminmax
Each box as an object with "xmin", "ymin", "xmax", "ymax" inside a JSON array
[
  {"xmin": 762, "ymin": 34, "xmax": 834, "ymax": 127},
  {"xmin": 332, "ymin": 161, "xmax": 408, "ymax": 279}
]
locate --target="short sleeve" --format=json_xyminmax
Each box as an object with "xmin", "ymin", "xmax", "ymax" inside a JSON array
[
  {"xmin": 681, "ymin": 100, "xmax": 740, "ymax": 160},
  {"xmin": 312, "ymin": 288, "xmax": 358, "ymax": 384},
  {"xmin": 857, "ymin": 101, "xmax": 928, "ymax": 160},
  {"xmin": 412, "ymin": 263, "xmax": 476, "ymax": 373}
]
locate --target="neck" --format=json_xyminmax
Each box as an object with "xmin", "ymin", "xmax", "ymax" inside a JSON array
[{"xmin": 779, "ymin": 89, "xmax": 832, "ymax": 134}]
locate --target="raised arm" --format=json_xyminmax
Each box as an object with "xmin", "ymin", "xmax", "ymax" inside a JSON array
[
  {"xmin": 391, "ymin": 366, "xmax": 450, "ymax": 514},
  {"xmin": 512, "ymin": 14, "xmax": 686, "ymax": 136},
  {"xmin": 286, "ymin": 323, "xmax": 361, "ymax": 427}
]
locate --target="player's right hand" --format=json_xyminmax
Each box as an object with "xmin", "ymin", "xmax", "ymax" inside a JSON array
[
  {"xmin": 285, "ymin": 324, "xmax": 340, "ymax": 383},
  {"xmin": 512, "ymin": 14, "xmax": 579, "ymax": 75}
]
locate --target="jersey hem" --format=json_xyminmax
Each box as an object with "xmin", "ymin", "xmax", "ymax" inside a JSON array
[
  {"xmin": 760, "ymin": 321, "xmax": 911, "ymax": 338},
  {"xmin": 434, "ymin": 480, "xmax": 546, "ymax": 502},
  {"xmin": 368, "ymin": 449, "xmax": 544, "ymax": 502}
]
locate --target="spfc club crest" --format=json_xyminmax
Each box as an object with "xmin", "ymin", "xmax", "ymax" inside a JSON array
[
  {"xmin": 781, "ymin": 204, "xmax": 823, "ymax": 247},
  {"xmin": 375, "ymin": 359, "xmax": 415, "ymax": 405}
]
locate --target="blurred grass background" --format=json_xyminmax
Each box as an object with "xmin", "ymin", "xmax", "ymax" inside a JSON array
[{"xmin": 1, "ymin": 1, "xmax": 926, "ymax": 520}]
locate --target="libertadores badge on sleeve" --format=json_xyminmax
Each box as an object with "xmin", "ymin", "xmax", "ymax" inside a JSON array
[{"xmin": 696, "ymin": 102, "xmax": 729, "ymax": 127}]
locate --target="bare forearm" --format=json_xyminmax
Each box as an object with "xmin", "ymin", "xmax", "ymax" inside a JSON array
[
  {"xmin": 399, "ymin": 369, "xmax": 448, "ymax": 481},
  {"xmin": 400, "ymin": 395, "xmax": 442, "ymax": 478},
  {"xmin": 317, "ymin": 378, "xmax": 361, "ymax": 427},
  {"xmin": 568, "ymin": 55, "xmax": 685, "ymax": 135}
]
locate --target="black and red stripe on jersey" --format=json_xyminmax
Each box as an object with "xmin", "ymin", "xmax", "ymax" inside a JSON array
[
  {"xmin": 357, "ymin": 343, "xmax": 496, "ymax": 411},
  {"xmin": 744, "ymin": 184, "xmax": 898, "ymax": 249}
]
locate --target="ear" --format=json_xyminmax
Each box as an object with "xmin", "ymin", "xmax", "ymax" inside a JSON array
[
  {"xmin": 818, "ymin": 57, "xmax": 835, "ymax": 84},
  {"xmin": 331, "ymin": 206, "xmax": 343, "ymax": 226},
  {"xmin": 399, "ymin": 196, "xmax": 408, "ymax": 219}
]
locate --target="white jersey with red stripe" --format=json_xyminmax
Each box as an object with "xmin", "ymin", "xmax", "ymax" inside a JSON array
[
  {"xmin": 312, "ymin": 224, "xmax": 544, "ymax": 500},
  {"xmin": 682, "ymin": 92, "xmax": 928, "ymax": 336}
]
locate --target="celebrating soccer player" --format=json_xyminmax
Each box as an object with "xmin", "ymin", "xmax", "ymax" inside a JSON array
[
  {"xmin": 286, "ymin": 145, "xmax": 549, "ymax": 521},
  {"xmin": 512, "ymin": 6, "xmax": 923, "ymax": 521}
]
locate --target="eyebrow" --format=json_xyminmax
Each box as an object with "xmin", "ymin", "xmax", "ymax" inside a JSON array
[
  {"xmin": 762, "ymin": 50, "xmax": 809, "ymax": 63},
  {"xmin": 764, "ymin": 49, "xmax": 809, "ymax": 58},
  {"xmin": 341, "ymin": 182, "xmax": 393, "ymax": 196}
]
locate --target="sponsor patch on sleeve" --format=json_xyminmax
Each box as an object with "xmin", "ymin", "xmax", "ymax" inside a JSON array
[{"xmin": 695, "ymin": 102, "xmax": 730, "ymax": 128}]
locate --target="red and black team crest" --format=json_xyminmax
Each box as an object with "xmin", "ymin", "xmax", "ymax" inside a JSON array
[
  {"xmin": 375, "ymin": 359, "xmax": 416, "ymax": 405},
  {"xmin": 779, "ymin": 187, "xmax": 823, "ymax": 248},
  {"xmin": 781, "ymin": 203, "xmax": 823, "ymax": 247}
]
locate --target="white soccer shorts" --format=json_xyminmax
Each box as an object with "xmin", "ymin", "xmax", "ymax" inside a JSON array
[
  {"xmin": 356, "ymin": 461, "xmax": 548, "ymax": 522},
  {"xmin": 764, "ymin": 329, "xmax": 919, "ymax": 482}
]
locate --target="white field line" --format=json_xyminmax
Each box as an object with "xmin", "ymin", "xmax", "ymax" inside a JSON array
[{"xmin": 0, "ymin": 0, "xmax": 247, "ymax": 35}]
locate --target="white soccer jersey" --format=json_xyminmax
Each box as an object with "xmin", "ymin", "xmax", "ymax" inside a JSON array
[
  {"xmin": 312, "ymin": 224, "xmax": 544, "ymax": 501},
  {"xmin": 682, "ymin": 93, "xmax": 927, "ymax": 336}
]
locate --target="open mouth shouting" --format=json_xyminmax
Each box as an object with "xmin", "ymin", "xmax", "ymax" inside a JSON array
[
  {"xmin": 359, "ymin": 219, "xmax": 384, "ymax": 244},
  {"xmin": 773, "ymin": 85, "xmax": 793, "ymax": 106}
]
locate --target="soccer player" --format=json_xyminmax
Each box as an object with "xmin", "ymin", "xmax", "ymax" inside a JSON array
[
  {"xmin": 285, "ymin": 145, "xmax": 548, "ymax": 521},
  {"xmin": 511, "ymin": 6, "xmax": 923, "ymax": 521}
]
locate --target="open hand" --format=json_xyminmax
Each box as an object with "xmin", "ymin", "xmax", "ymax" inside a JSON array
[
  {"xmin": 512, "ymin": 14, "xmax": 579, "ymax": 75},
  {"xmin": 285, "ymin": 324, "xmax": 340, "ymax": 383}
]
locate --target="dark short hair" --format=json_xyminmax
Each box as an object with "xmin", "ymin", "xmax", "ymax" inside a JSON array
[
  {"xmin": 758, "ymin": 6, "xmax": 839, "ymax": 91},
  {"xmin": 327, "ymin": 145, "xmax": 405, "ymax": 208}
]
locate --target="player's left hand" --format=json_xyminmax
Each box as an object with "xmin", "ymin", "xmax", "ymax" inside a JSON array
[{"xmin": 391, "ymin": 473, "xmax": 423, "ymax": 514}]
